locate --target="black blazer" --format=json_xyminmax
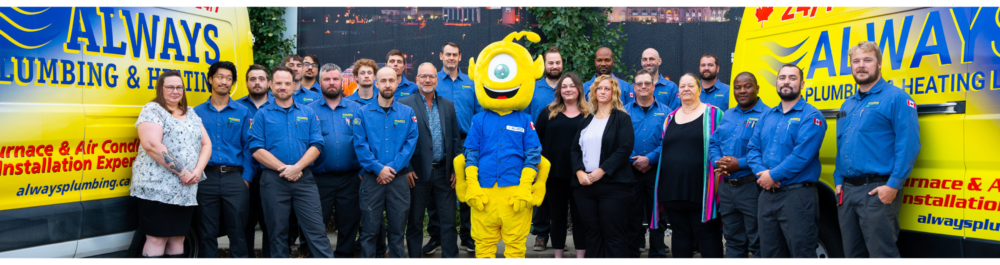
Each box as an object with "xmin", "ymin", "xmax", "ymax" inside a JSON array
[
  {"xmin": 400, "ymin": 93, "xmax": 462, "ymax": 182},
  {"xmin": 570, "ymin": 109, "xmax": 635, "ymax": 187}
]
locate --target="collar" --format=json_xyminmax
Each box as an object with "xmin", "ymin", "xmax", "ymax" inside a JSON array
[
  {"xmin": 774, "ymin": 98, "xmax": 807, "ymax": 113},
  {"xmin": 301, "ymin": 81, "xmax": 320, "ymax": 92},
  {"xmin": 400, "ymin": 75, "xmax": 413, "ymax": 85},
  {"xmin": 238, "ymin": 95, "xmax": 271, "ymax": 108},
  {"xmin": 366, "ymin": 99, "xmax": 398, "ymax": 113},
  {"xmin": 418, "ymin": 91, "xmax": 438, "ymax": 103},
  {"xmin": 735, "ymin": 98, "xmax": 767, "ymax": 114},
  {"xmin": 850, "ymin": 78, "xmax": 888, "ymax": 100},
  {"xmin": 293, "ymin": 88, "xmax": 312, "ymax": 96},
  {"xmin": 317, "ymin": 97, "xmax": 350, "ymax": 109},
  {"xmin": 703, "ymin": 83, "xmax": 719, "ymax": 93},
  {"xmin": 656, "ymin": 74, "xmax": 672, "ymax": 87},
  {"xmin": 438, "ymin": 69, "xmax": 467, "ymax": 81},
  {"xmin": 627, "ymin": 98, "xmax": 661, "ymax": 110},
  {"xmin": 205, "ymin": 96, "xmax": 238, "ymax": 112},
  {"xmin": 264, "ymin": 99, "xmax": 301, "ymax": 112},
  {"xmin": 535, "ymin": 78, "xmax": 557, "ymax": 90}
]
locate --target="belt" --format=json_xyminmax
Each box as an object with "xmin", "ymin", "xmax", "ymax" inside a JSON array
[
  {"xmin": 844, "ymin": 174, "xmax": 890, "ymax": 186},
  {"xmin": 726, "ymin": 175, "xmax": 757, "ymax": 187},
  {"xmin": 765, "ymin": 182, "xmax": 814, "ymax": 193},
  {"xmin": 431, "ymin": 161, "xmax": 446, "ymax": 169},
  {"xmin": 205, "ymin": 165, "xmax": 243, "ymax": 173}
]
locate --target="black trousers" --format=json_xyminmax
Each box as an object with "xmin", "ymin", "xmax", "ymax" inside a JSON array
[
  {"xmin": 196, "ymin": 170, "xmax": 249, "ymax": 258},
  {"xmin": 839, "ymin": 181, "xmax": 903, "ymax": 258},
  {"xmin": 531, "ymin": 196, "xmax": 552, "ymax": 241},
  {"xmin": 406, "ymin": 167, "xmax": 459, "ymax": 257},
  {"xmin": 628, "ymin": 168, "xmax": 667, "ymax": 258},
  {"xmin": 358, "ymin": 170, "xmax": 409, "ymax": 258},
  {"xmin": 259, "ymin": 168, "xmax": 334, "ymax": 258},
  {"xmin": 757, "ymin": 185, "xmax": 818, "ymax": 258},
  {"xmin": 662, "ymin": 200, "xmax": 723, "ymax": 258},
  {"xmin": 315, "ymin": 170, "xmax": 362, "ymax": 258},
  {"xmin": 243, "ymin": 172, "xmax": 269, "ymax": 257},
  {"xmin": 719, "ymin": 178, "xmax": 762, "ymax": 258},
  {"xmin": 546, "ymin": 177, "xmax": 584, "ymax": 250},
  {"xmin": 575, "ymin": 181, "xmax": 633, "ymax": 257}
]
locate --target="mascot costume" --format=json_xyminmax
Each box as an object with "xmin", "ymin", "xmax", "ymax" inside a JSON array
[{"xmin": 453, "ymin": 31, "xmax": 551, "ymax": 258}]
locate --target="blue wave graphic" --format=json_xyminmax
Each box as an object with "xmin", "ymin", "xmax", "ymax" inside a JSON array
[
  {"xmin": 762, "ymin": 37, "xmax": 809, "ymax": 57},
  {"xmin": 759, "ymin": 52, "xmax": 807, "ymax": 74},
  {"xmin": 0, "ymin": 7, "xmax": 70, "ymax": 50}
]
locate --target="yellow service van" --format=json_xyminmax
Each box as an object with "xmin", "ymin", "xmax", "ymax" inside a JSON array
[
  {"xmin": 0, "ymin": 7, "xmax": 253, "ymax": 257},
  {"xmin": 733, "ymin": 6, "xmax": 1000, "ymax": 257}
]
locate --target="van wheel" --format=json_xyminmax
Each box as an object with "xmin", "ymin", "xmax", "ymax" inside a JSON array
[{"xmin": 182, "ymin": 227, "xmax": 200, "ymax": 258}]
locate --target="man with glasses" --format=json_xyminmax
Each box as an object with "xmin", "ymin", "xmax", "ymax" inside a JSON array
[
  {"xmin": 625, "ymin": 69, "xmax": 672, "ymax": 258},
  {"xmin": 193, "ymin": 61, "xmax": 255, "ymax": 257},
  {"xmin": 299, "ymin": 54, "xmax": 323, "ymax": 100},
  {"xmin": 640, "ymin": 48, "xmax": 681, "ymax": 110}
]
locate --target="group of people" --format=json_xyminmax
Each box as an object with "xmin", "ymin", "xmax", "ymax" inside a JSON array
[{"xmin": 129, "ymin": 39, "xmax": 920, "ymax": 259}]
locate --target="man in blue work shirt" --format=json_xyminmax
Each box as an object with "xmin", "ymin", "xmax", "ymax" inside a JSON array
[
  {"xmin": 699, "ymin": 53, "xmax": 730, "ymax": 110},
  {"xmin": 625, "ymin": 69, "xmax": 672, "ymax": 258},
  {"xmin": 583, "ymin": 47, "xmax": 633, "ymax": 105},
  {"xmin": 353, "ymin": 67, "xmax": 419, "ymax": 258},
  {"xmin": 835, "ymin": 41, "xmax": 920, "ymax": 258},
  {"xmin": 345, "ymin": 58, "xmax": 379, "ymax": 106},
  {"xmin": 236, "ymin": 64, "xmax": 273, "ymax": 258},
  {"xmin": 384, "ymin": 49, "xmax": 418, "ymax": 99},
  {"xmin": 295, "ymin": 54, "xmax": 322, "ymax": 104},
  {"xmin": 437, "ymin": 41, "xmax": 479, "ymax": 252},
  {"xmin": 193, "ymin": 61, "xmax": 254, "ymax": 258},
  {"xmin": 525, "ymin": 45, "xmax": 562, "ymax": 251},
  {"xmin": 709, "ymin": 72, "xmax": 770, "ymax": 258},
  {"xmin": 308, "ymin": 63, "xmax": 365, "ymax": 258},
  {"xmin": 640, "ymin": 48, "xmax": 681, "ymax": 110},
  {"xmin": 747, "ymin": 64, "xmax": 826, "ymax": 258},
  {"xmin": 247, "ymin": 65, "xmax": 334, "ymax": 258}
]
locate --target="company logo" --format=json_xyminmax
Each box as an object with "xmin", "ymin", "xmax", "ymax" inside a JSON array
[
  {"xmin": 228, "ymin": 117, "xmax": 240, "ymax": 123},
  {"xmin": 353, "ymin": 118, "xmax": 361, "ymax": 125},
  {"xmin": 394, "ymin": 119, "xmax": 406, "ymax": 125},
  {"xmin": 341, "ymin": 113, "xmax": 352, "ymax": 118},
  {"xmin": 412, "ymin": 116, "xmax": 417, "ymax": 122},
  {"xmin": 529, "ymin": 122, "xmax": 535, "ymax": 130},
  {"xmin": 296, "ymin": 116, "xmax": 308, "ymax": 121},
  {"xmin": 0, "ymin": 7, "xmax": 67, "ymax": 50},
  {"xmin": 917, "ymin": 213, "xmax": 1000, "ymax": 232},
  {"xmin": 506, "ymin": 125, "xmax": 524, "ymax": 133}
]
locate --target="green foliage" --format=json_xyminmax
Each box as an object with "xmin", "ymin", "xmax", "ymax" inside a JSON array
[
  {"xmin": 249, "ymin": 7, "xmax": 296, "ymax": 69},
  {"xmin": 525, "ymin": 7, "xmax": 628, "ymax": 79}
]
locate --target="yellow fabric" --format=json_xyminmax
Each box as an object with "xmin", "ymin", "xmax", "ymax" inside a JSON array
[
  {"xmin": 509, "ymin": 168, "xmax": 536, "ymax": 213},
  {"xmin": 471, "ymin": 184, "xmax": 532, "ymax": 258}
]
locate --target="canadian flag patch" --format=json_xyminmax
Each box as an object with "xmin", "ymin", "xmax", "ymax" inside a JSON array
[
  {"xmin": 412, "ymin": 116, "xmax": 417, "ymax": 122},
  {"xmin": 529, "ymin": 122, "xmax": 535, "ymax": 130},
  {"xmin": 906, "ymin": 99, "xmax": 916, "ymax": 109},
  {"xmin": 814, "ymin": 118, "xmax": 822, "ymax": 126},
  {"xmin": 629, "ymin": 92, "xmax": 635, "ymax": 98}
]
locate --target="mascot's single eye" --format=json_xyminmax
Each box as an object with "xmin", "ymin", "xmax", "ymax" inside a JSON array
[{"xmin": 487, "ymin": 54, "xmax": 518, "ymax": 83}]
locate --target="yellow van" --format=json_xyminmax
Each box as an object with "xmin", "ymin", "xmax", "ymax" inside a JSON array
[
  {"xmin": 733, "ymin": 6, "xmax": 1000, "ymax": 257},
  {"xmin": 0, "ymin": 7, "xmax": 253, "ymax": 257}
]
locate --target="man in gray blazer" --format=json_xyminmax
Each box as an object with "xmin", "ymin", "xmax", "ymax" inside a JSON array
[{"xmin": 401, "ymin": 62, "xmax": 463, "ymax": 258}]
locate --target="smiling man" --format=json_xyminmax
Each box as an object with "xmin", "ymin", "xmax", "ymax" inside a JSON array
[
  {"xmin": 582, "ymin": 47, "xmax": 633, "ymax": 105},
  {"xmin": 698, "ymin": 53, "xmax": 731, "ymax": 110}
]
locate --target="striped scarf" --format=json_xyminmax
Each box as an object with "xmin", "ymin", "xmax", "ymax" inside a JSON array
[{"xmin": 650, "ymin": 103, "xmax": 724, "ymax": 228}]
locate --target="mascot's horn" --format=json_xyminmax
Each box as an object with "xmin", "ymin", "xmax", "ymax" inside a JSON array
[{"xmin": 502, "ymin": 31, "xmax": 541, "ymax": 43}]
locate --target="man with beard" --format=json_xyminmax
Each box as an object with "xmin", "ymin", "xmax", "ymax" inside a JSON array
[
  {"xmin": 747, "ymin": 64, "xmax": 826, "ymax": 258},
  {"xmin": 346, "ymin": 58, "xmax": 379, "ymax": 106},
  {"xmin": 307, "ymin": 63, "xmax": 364, "ymax": 258},
  {"xmin": 282, "ymin": 54, "xmax": 305, "ymax": 93},
  {"xmin": 582, "ymin": 47, "xmax": 633, "ymax": 105},
  {"xmin": 236, "ymin": 64, "xmax": 272, "ymax": 257},
  {"xmin": 383, "ymin": 49, "xmax": 418, "ymax": 99},
  {"xmin": 709, "ymin": 72, "xmax": 770, "ymax": 258},
  {"xmin": 247, "ymin": 65, "xmax": 335, "ymax": 258},
  {"xmin": 525, "ymin": 46, "xmax": 562, "ymax": 251},
  {"xmin": 640, "ymin": 48, "xmax": 681, "ymax": 110},
  {"xmin": 698, "ymin": 53, "xmax": 731, "ymax": 110},
  {"xmin": 193, "ymin": 61, "xmax": 254, "ymax": 258},
  {"xmin": 625, "ymin": 69, "xmax": 672, "ymax": 258},
  {"xmin": 436, "ymin": 41, "xmax": 479, "ymax": 252},
  {"xmin": 353, "ymin": 67, "xmax": 419, "ymax": 258},
  {"xmin": 295, "ymin": 54, "xmax": 322, "ymax": 104},
  {"xmin": 400, "ymin": 62, "xmax": 462, "ymax": 258},
  {"xmin": 835, "ymin": 41, "xmax": 920, "ymax": 258}
]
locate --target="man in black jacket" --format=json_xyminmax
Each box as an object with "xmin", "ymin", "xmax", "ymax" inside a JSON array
[{"xmin": 401, "ymin": 62, "xmax": 463, "ymax": 258}]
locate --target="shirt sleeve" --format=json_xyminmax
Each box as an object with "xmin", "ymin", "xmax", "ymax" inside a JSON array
[
  {"xmin": 248, "ymin": 110, "xmax": 266, "ymax": 155},
  {"xmin": 666, "ymin": 82, "xmax": 681, "ymax": 110},
  {"xmin": 390, "ymin": 109, "xmax": 420, "ymax": 171},
  {"xmin": 833, "ymin": 103, "xmax": 848, "ymax": 186},
  {"xmin": 598, "ymin": 113, "xmax": 635, "ymax": 178},
  {"xmin": 135, "ymin": 103, "xmax": 165, "ymax": 128},
  {"xmin": 768, "ymin": 112, "xmax": 827, "ymax": 183},
  {"xmin": 240, "ymin": 110, "xmax": 255, "ymax": 182},
  {"xmin": 708, "ymin": 120, "xmax": 725, "ymax": 166},
  {"xmin": 308, "ymin": 108, "xmax": 325, "ymax": 152},
  {"xmin": 747, "ymin": 113, "xmax": 766, "ymax": 174},
  {"xmin": 463, "ymin": 114, "xmax": 481, "ymax": 168},
  {"xmin": 887, "ymin": 94, "xmax": 921, "ymax": 189},
  {"xmin": 353, "ymin": 109, "xmax": 386, "ymax": 174}
]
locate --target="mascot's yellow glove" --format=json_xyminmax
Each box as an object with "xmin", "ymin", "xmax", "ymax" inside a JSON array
[
  {"xmin": 509, "ymin": 168, "xmax": 536, "ymax": 213},
  {"xmin": 531, "ymin": 157, "xmax": 551, "ymax": 206},
  {"xmin": 464, "ymin": 166, "xmax": 489, "ymax": 211}
]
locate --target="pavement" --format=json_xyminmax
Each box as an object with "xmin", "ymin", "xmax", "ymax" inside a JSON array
[{"xmin": 217, "ymin": 229, "xmax": 702, "ymax": 258}]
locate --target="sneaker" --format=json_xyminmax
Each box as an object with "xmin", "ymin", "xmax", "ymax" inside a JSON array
[
  {"xmin": 422, "ymin": 239, "xmax": 441, "ymax": 255},
  {"xmin": 533, "ymin": 237, "xmax": 548, "ymax": 251},
  {"xmin": 464, "ymin": 241, "xmax": 476, "ymax": 253}
]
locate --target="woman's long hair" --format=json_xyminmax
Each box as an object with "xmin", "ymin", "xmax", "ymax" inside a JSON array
[
  {"xmin": 587, "ymin": 74, "xmax": 626, "ymax": 115},
  {"xmin": 152, "ymin": 70, "xmax": 188, "ymax": 115},
  {"xmin": 546, "ymin": 72, "xmax": 591, "ymax": 120}
]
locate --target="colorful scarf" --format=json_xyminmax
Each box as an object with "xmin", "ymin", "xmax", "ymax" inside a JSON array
[{"xmin": 650, "ymin": 103, "xmax": 724, "ymax": 228}]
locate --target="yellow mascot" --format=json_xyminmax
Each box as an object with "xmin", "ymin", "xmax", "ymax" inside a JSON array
[{"xmin": 453, "ymin": 31, "xmax": 551, "ymax": 258}]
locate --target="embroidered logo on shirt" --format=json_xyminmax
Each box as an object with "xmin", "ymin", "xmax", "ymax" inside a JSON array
[
  {"xmin": 462, "ymin": 85, "xmax": 472, "ymax": 89},
  {"xmin": 304, "ymin": 98, "xmax": 314, "ymax": 102},
  {"xmin": 715, "ymin": 94, "xmax": 724, "ymax": 98},
  {"xmin": 353, "ymin": 118, "xmax": 361, "ymax": 125},
  {"xmin": 228, "ymin": 117, "xmax": 241, "ymax": 123},
  {"xmin": 867, "ymin": 101, "xmax": 880, "ymax": 107},
  {"xmin": 394, "ymin": 119, "xmax": 406, "ymax": 125},
  {"xmin": 506, "ymin": 125, "xmax": 525, "ymax": 133},
  {"xmin": 654, "ymin": 112, "xmax": 665, "ymax": 116},
  {"xmin": 788, "ymin": 118, "xmax": 801, "ymax": 123},
  {"xmin": 342, "ymin": 113, "xmax": 353, "ymax": 118},
  {"xmin": 412, "ymin": 116, "xmax": 417, "ymax": 122},
  {"xmin": 814, "ymin": 118, "xmax": 822, "ymax": 126},
  {"xmin": 658, "ymin": 91, "xmax": 668, "ymax": 95},
  {"xmin": 906, "ymin": 99, "xmax": 916, "ymax": 109},
  {"xmin": 296, "ymin": 116, "xmax": 308, "ymax": 121}
]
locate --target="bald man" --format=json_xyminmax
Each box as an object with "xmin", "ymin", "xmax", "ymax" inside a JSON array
[
  {"xmin": 639, "ymin": 48, "xmax": 681, "ymax": 110},
  {"xmin": 582, "ymin": 47, "xmax": 634, "ymax": 105}
]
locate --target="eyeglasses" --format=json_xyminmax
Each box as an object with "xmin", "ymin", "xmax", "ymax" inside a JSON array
[
  {"xmin": 303, "ymin": 63, "xmax": 319, "ymax": 68},
  {"xmin": 634, "ymin": 81, "xmax": 653, "ymax": 87},
  {"xmin": 214, "ymin": 75, "xmax": 233, "ymax": 82},
  {"xmin": 163, "ymin": 86, "xmax": 185, "ymax": 92},
  {"xmin": 417, "ymin": 74, "xmax": 436, "ymax": 79}
]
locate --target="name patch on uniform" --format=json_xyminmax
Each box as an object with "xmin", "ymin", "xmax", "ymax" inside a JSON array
[
  {"xmin": 462, "ymin": 85, "xmax": 472, "ymax": 89},
  {"xmin": 296, "ymin": 116, "xmax": 308, "ymax": 121},
  {"xmin": 654, "ymin": 112, "xmax": 665, "ymax": 116},
  {"xmin": 401, "ymin": 92, "xmax": 410, "ymax": 96},
  {"xmin": 657, "ymin": 91, "xmax": 668, "ymax": 95},
  {"xmin": 788, "ymin": 118, "xmax": 801, "ymax": 122},
  {"xmin": 394, "ymin": 119, "xmax": 406, "ymax": 125},
  {"xmin": 342, "ymin": 113, "xmax": 353, "ymax": 118},
  {"xmin": 867, "ymin": 101, "xmax": 880, "ymax": 107},
  {"xmin": 228, "ymin": 117, "xmax": 241, "ymax": 123},
  {"xmin": 506, "ymin": 125, "xmax": 525, "ymax": 133},
  {"xmin": 304, "ymin": 98, "xmax": 314, "ymax": 102},
  {"xmin": 715, "ymin": 94, "xmax": 724, "ymax": 98}
]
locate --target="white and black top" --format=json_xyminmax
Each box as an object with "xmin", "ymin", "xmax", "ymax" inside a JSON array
[
  {"xmin": 130, "ymin": 102, "xmax": 206, "ymax": 206},
  {"xmin": 580, "ymin": 116, "xmax": 609, "ymax": 173}
]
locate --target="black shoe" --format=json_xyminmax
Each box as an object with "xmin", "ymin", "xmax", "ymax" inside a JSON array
[
  {"xmin": 464, "ymin": 241, "xmax": 476, "ymax": 253},
  {"xmin": 533, "ymin": 237, "xmax": 548, "ymax": 251},
  {"xmin": 422, "ymin": 239, "xmax": 441, "ymax": 255}
]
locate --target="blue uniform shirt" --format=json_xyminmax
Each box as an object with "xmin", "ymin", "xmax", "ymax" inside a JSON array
[
  {"xmin": 309, "ymin": 99, "xmax": 363, "ymax": 173},
  {"xmin": 463, "ymin": 111, "xmax": 542, "ymax": 188},
  {"xmin": 709, "ymin": 98, "xmax": 770, "ymax": 179},
  {"xmin": 376, "ymin": 75, "xmax": 418, "ymax": 99},
  {"xmin": 653, "ymin": 75, "xmax": 681, "ymax": 110},
  {"xmin": 583, "ymin": 74, "xmax": 634, "ymax": 105},
  {"xmin": 235, "ymin": 95, "xmax": 273, "ymax": 117},
  {"xmin": 747, "ymin": 99, "xmax": 826, "ymax": 186},
  {"xmin": 344, "ymin": 88, "xmax": 376, "ymax": 106},
  {"xmin": 352, "ymin": 100, "xmax": 419, "ymax": 174},
  {"xmin": 525, "ymin": 79, "xmax": 557, "ymax": 124},
  {"xmin": 247, "ymin": 101, "xmax": 325, "ymax": 167},
  {"xmin": 293, "ymin": 86, "xmax": 321, "ymax": 106},
  {"xmin": 302, "ymin": 81, "xmax": 322, "ymax": 96},
  {"xmin": 625, "ymin": 99, "xmax": 672, "ymax": 164},
  {"xmin": 437, "ymin": 70, "xmax": 481, "ymax": 135},
  {"xmin": 701, "ymin": 81, "xmax": 731, "ymax": 110},
  {"xmin": 194, "ymin": 98, "xmax": 255, "ymax": 181},
  {"xmin": 834, "ymin": 79, "xmax": 920, "ymax": 189}
]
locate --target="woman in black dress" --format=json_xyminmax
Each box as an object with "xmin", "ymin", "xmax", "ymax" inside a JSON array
[{"xmin": 536, "ymin": 73, "xmax": 590, "ymax": 258}]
